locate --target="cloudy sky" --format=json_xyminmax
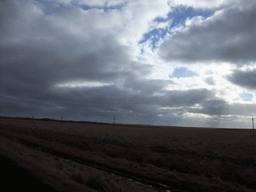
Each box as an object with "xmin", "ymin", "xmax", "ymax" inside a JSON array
[{"xmin": 1, "ymin": 0, "xmax": 256, "ymax": 128}]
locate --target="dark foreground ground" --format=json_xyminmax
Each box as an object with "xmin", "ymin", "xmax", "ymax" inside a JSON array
[
  {"xmin": 0, "ymin": 155, "xmax": 58, "ymax": 192},
  {"xmin": 1, "ymin": 117, "xmax": 256, "ymax": 192}
]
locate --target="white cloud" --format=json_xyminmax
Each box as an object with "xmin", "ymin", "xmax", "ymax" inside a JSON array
[
  {"xmin": 169, "ymin": 0, "xmax": 240, "ymax": 9},
  {"xmin": 117, "ymin": 0, "xmax": 171, "ymax": 45},
  {"xmin": 74, "ymin": 0, "xmax": 126, "ymax": 7},
  {"xmin": 159, "ymin": 2, "xmax": 256, "ymax": 65},
  {"xmin": 1, "ymin": 0, "xmax": 256, "ymax": 128},
  {"xmin": 55, "ymin": 81, "xmax": 113, "ymax": 88}
]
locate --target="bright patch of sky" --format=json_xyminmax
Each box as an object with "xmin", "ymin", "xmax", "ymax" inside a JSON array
[
  {"xmin": 170, "ymin": 67, "xmax": 199, "ymax": 78},
  {"xmin": 3, "ymin": 0, "xmax": 256, "ymax": 128},
  {"xmin": 239, "ymin": 92, "xmax": 253, "ymax": 101},
  {"xmin": 139, "ymin": 6, "xmax": 214, "ymax": 49},
  {"xmin": 56, "ymin": 81, "xmax": 113, "ymax": 88},
  {"xmin": 169, "ymin": 6, "xmax": 214, "ymax": 29}
]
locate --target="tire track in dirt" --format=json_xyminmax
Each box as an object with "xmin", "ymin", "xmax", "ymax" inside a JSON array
[
  {"xmin": 2, "ymin": 131, "xmax": 255, "ymax": 192},
  {"xmin": 0, "ymin": 133, "xmax": 176, "ymax": 192}
]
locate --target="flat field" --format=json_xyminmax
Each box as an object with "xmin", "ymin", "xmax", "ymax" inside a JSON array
[{"xmin": 0, "ymin": 117, "xmax": 256, "ymax": 192}]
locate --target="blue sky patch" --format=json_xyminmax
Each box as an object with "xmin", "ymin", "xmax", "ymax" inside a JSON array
[
  {"xmin": 239, "ymin": 92, "xmax": 253, "ymax": 101},
  {"xmin": 139, "ymin": 6, "xmax": 214, "ymax": 49},
  {"xmin": 170, "ymin": 67, "xmax": 199, "ymax": 78},
  {"xmin": 168, "ymin": 6, "xmax": 214, "ymax": 29},
  {"xmin": 139, "ymin": 28, "xmax": 168, "ymax": 49},
  {"xmin": 205, "ymin": 71, "xmax": 214, "ymax": 75}
]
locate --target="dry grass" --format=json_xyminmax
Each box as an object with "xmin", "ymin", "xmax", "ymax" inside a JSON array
[{"xmin": 0, "ymin": 116, "xmax": 256, "ymax": 192}]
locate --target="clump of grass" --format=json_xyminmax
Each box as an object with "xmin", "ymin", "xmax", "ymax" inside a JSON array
[
  {"xmin": 105, "ymin": 148, "xmax": 148, "ymax": 164},
  {"xmin": 86, "ymin": 174, "xmax": 122, "ymax": 192},
  {"xmin": 69, "ymin": 172, "xmax": 86, "ymax": 184},
  {"xmin": 236, "ymin": 169, "xmax": 256, "ymax": 189},
  {"xmin": 217, "ymin": 162, "xmax": 238, "ymax": 183},
  {"xmin": 69, "ymin": 171, "xmax": 123, "ymax": 192},
  {"xmin": 56, "ymin": 162, "xmax": 62, "ymax": 170}
]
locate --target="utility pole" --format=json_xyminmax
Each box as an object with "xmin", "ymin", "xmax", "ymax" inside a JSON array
[
  {"xmin": 113, "ymin": 117, "xmax": 116, "ymax": 128},
  {"xmin": 252, "ymin": 116, "xmax": 255, "ymax": 138},
  {"xmin": 61, "ymin": 116, "xmax": 63, "ymax": 121}
]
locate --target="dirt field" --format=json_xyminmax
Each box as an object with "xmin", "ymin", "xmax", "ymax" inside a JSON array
[
  {"xmin": 0, "ymin": 155, "xmax": 58, "ymax": 192},
  {"xmin": 0, "ymin": 116, "xmax": 256, "ymax": 191}
]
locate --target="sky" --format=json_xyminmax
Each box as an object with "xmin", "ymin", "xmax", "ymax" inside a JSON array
[{"xmin": 1, "ymin": 0, "xmax": 256, "ymax": 128}]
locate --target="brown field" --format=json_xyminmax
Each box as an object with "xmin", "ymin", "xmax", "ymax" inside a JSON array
[{"xmin": 0, "ymin": 116, "xmax": 256, "ymax": 192}]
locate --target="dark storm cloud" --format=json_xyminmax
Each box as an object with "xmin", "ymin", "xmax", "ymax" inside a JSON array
[
  {"xmin": 159, "ymin": 3, "xmax": 256, "ymax": 64},
  {"xmin": 227, "ymin": 69, "xmax": 256, "ymax": 90},
  {"xmin": 123, "ymin": 77, "xmax": 174, "ymax": 95},
  {"xmin": 2, "ymin": 0, "xmax": 253, "ymax": 128},
  {"xmin": 0, "ymin": 101, "xmax": 37, "ymax": 117},
  {"xmin": 198, "ymin": 99, "xmax": 229, "ymax": 116},
  {"xmin": 48, "ymin": 87, "xmax": 218, "ymax": 124},
  {"xmin": 158, "ymin": 89, "xmax": 214, "ymax": 107},
  {"xmin": 0, "ymin": 0, "xmax": 138, "ymax": 119},
  {"xmin": 191, "ymin": 98, "xmax": 256, "ymax": 118},
  {"xmin": 0, "ymin": 1, "xmax": 19, "ymax": 38},
  {"xmin": 0, "ymin": 1, "xmax": 141, "ymax": 88}
]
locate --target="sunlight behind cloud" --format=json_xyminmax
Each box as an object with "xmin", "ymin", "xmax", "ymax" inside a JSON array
[
  {"xmin": 55, "ymin": 81, "xmax": 113, "ymax": 88},
  {"xmin": 1, "ymin": 0, "xmax": 256, "ymax": 128}
]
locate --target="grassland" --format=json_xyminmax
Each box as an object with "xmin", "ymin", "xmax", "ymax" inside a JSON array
[{"xmin": 0, "ymin": 116, "xmax": 256, "ymax": 191}]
